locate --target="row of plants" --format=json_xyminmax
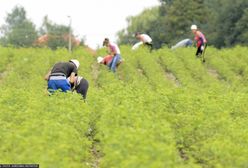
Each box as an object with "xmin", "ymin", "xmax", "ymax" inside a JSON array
[{"xmin": 0, "ymin": 46, "xmax": 248, "ymax": 167}]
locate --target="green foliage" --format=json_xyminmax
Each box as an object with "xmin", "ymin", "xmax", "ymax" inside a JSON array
[
  {"xmin": 118, "ymin": 0, "xmax": 248, "ymax": 48},
  {"xmin": 0, "ymin": 46, "xmax": 248, "ymax": 167},
  {"xmin": 39, "ymin": 16, "xmax": 72, "ymax": 50},
  {"xmin": 0, "ymin": 6, "xmax": 38, "ymax": 47},
  {"xmin": 213, "ymin": 0, "xmax": 248, "ymax": 47},
  {"xmin": 117, "ymin": 7, "xmax": 159, "ymax": 46}
]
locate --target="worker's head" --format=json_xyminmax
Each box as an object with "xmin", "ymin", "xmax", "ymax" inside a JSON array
[
  {"xmin": 103, "ymin": 38, "xmax": 110, "ymax": 47},
  {"xmin": 191, "ymin": 25, "xmax": 197, "ymax": 33},
  {"xmin": 135, "ymin": 32, "xmax": 141, "ymax": 38},
  {"xmin": 97, "ymin": 56, "xmax": 103, "ymax": 64},
  {"xmin": 69, "ymin": 59, "xmax": 80, "ymax": 69}
]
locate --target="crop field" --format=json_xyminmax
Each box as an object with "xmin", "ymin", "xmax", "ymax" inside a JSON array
[{"xmin": 0, "ymin": 46, "xmax": 248, "ymax": 168}]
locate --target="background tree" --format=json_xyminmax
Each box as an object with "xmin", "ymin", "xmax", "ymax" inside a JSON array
[
  {"xmin": 0, "ymin": 5, "xmax": 38, "ymax": 47},
  {"xmin": 38, "ymin": 16, "xmax": 82, "ymax": 50},
  {"xmin": 117, "ymin": 7, "xmax": 159, "ymax": 47},
  {"xmin": 212, "ymin": 0, "xmax": 248, "ymax": 47},
  {"xmin": 117, "ymin": 0, "xmax": 248, "ymax": 49}
]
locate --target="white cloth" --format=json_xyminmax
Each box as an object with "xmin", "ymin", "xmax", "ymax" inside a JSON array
[
  {"xmin": 76, "ymin": 76, "xmax": 83, "ymax": 86},
  {"xmin": 141, "ymin": 34, "xmax": 152, "ymax": 43},
  {"xmin": 67, "ymin": 76, "xmax": 83, "ymax": 87},
  {"xmin": 132, "ymin": 41, "xmax": 143, "ymax": 50}
]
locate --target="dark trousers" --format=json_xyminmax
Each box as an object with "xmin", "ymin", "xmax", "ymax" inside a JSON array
[
  {"xmin": 196, "ymin": 43, "xmax": 207, "ymax": 56},
  {"xmin": 75, "ymin": 78, "xmax": 89, "ymax": 99},
  {"xmin": 144, "ymin": 42, "xmax": 153, "ymax": 52}
]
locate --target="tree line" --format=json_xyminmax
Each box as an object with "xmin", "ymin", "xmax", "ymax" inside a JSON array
[
  {"xmin": 117, "ymin": 0, "xmax": 248, "ymax": 49},
  {"xmin": 0, "ymin": 6, "xmax": 85, "ymax": 49}
]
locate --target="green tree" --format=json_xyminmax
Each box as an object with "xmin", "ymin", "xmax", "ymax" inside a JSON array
[
  {"xmin": 213, "ymin": 0, "xmax": 248, "ymax": 47},
  {"xmin": 159, "ymin": 0, "xmax": 208, "ymax": 46},
  {"xmin": 117, "ymin": 7, "xmax": 159, "ymax": 46},
  {"xmin": 38, "ymin": 16, "xmax": 81, "ymax": 50},
  {"xmin": 235, "ymin": 8, "xmax": 248, "ymax": 44},
  {"xmin": 117, "ymin": 0, "xmax": 209, "ymax": 48},
  {"xmin": 0, "ymin": 6, "xmax": 38, "ymax": 47}
]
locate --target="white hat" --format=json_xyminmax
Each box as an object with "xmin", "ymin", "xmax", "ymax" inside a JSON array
[
  {"xmin": 97, "ymin": 56, "xmax": 103, "ymax": 63},
  {"xmin": 70, "ymin": 59, "xmax": 80, "ymax": 69},
  {"xmin": 191, "ymin": 25, "xmax": 197, "ymax": 30}
]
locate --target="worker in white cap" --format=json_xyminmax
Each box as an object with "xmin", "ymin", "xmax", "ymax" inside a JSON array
[
  {"xmin": 191, "ymin": 25, "xmax": 207, "ymax": 57},
  {"xmin": 44, "ymin": 59, "xmax": 80, "ymax": 93}
]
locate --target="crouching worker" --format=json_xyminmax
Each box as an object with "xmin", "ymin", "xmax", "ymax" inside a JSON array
[
  {"xmin": 44, "ymin": 59, "xmax": 80, "ymax": 94},
  {"xmin": 102, "ymin": 38, "xmax": 122, "ymax": 73},
  {"xmin": 69, "ymin": 75, "xmax": 89, "ymax": 100},
  {"xmin": 133, "ymin": 32, "xmax": 153, "ymax": 52},
  {"xmin": 97, "ymin": 55, "xmax": 122, "ymax": 69}
]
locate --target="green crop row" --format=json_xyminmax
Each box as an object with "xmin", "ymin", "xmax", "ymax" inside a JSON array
[{"xmin": 0, "ymin": 46, "xmax": 248, "ymax": 168}]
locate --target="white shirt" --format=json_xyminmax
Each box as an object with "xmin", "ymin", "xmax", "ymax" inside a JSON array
[{"xmin": 141, "ymin": 34, "xmax": 152, "ymax": 43}]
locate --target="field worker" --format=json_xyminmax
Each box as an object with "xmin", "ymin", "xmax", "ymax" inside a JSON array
[
  {"xmin": 97, "ymin": 55, "xmax": 122, "ymax": 69},
  {"xmin": 191, "ymin": 25, "xmax": 207, "ymax": 57},
  {"xmin": 68, "ymin": 75, "xmax": 89, "ymax": 100},
  {"xmin": 102, "ymin": 38, "xmax": 122, "ymax": 72},
  {"xmin": 134, "ymin": 32, "xmax": 153, "ymax": 51},
  {"xmin": 171, "ymin": 38, "xmax": 193, "ymax": 50},
  {"xmin": 44, "ymin": 59, "xmax": 80, "ymax": 93}
]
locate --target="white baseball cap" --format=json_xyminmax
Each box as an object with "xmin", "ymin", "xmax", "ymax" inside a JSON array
[
  {"xmin": 191, "ymin": 25, "xmax": 197, "ymax": 30},
  {"xmin": 70, "ymin": 59, "xmax": 80, "ymax": 69},
  {"xmin": 97, "ymin": 57, "xmax": 103, "ymax": 63}
]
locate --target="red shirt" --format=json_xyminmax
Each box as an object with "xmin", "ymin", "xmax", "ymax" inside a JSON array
[
  {"xmin": 102, "ymin": 55, "xmax": 113, "ymax": 65},
  {"xmin": 194, "ymin": 31, "xmax": 207, "ymax": 47}
]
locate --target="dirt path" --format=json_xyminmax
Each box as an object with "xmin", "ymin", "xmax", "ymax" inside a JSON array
[
  {"xmin": 157, "ymin": 57, "xmax": 181, "ymax": 87},
  {"xmin": 137, "ymin": 62, "xmax": 149, "ymax": 80},
  {"xmin": 0, "ymin": 71, "xmax": 8, "ymax": 82},
  {"xmin": 86, "ymin": 119, "xmax": 103, "ymax": 168},
  {"xmin": 164, "ymin": 70, "xmax": 181, "ymax": 87},
  {"xmin": 207, "ymin": 68, "xmax": 220, "ymax": 79},
  {"xmin": 90, "ymin": 140, "xmax": 102, "ymax": 168},
  {"xmin": 0, "ymin": 64, "xmax": 12, "ymax": 84}
]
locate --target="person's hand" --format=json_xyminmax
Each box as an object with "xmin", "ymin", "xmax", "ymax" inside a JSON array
[{"xmin": 201, "ymin": 46, "xmax": 204, "ymax": 51}]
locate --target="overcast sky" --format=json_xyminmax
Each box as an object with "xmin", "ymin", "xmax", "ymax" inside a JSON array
[{"xmin": 0, "ymin": 0, "xmax": 160, "ymax": 49}]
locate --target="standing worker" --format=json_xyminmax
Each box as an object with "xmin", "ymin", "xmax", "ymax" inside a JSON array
[
  {"xmin": 191, "ymin": 25, "xmax": 207, "ymax": 58},
  {"xmin": 133, "ymin": 32, "xmax": 153, "ymax": 51},
  {"xmin": 44, "ymin": 59, "xmax": 80, "ymax": 93},
  {"xmin": 102, "ymin": 38, "xmax": 122, "ymax": 73}
]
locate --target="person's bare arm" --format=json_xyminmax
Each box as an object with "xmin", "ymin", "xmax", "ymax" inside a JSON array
[
  {"xmin": 44, "ymin": 70, "xmax": 51, "ymax": 81},
  {"xmin": 69, "ymin": 72, "xmax": 76, "ymax": 84}
]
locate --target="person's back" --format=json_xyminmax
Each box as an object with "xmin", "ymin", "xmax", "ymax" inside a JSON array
[
  {"xmin": 45, "ymin": 59, "xmax": 79, "ymax": 93},
  {"xmin": 109, "ymin": 42, "xmax": 121, "ymax": 55},
  {"xmin": 51, "ymin": 62, "xmax": 77, "ymax": 78},
  {"xmin": 68, "ymin": 75, "xmax": 89, "ymax": 100},
  {"xmin": 135, "ymin": 32, "xmax": 153, "ymax": 51},
  {"xmin": 140, "ymin": 34, "xmax": 152, "ymax": 43},
  {"xmin": 74, "ymin": 76, "xmax": 89, "ymax": 100},
  {"xmin": 171, "ymin": 39, "xmax": 193, "ymax": 50}
]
